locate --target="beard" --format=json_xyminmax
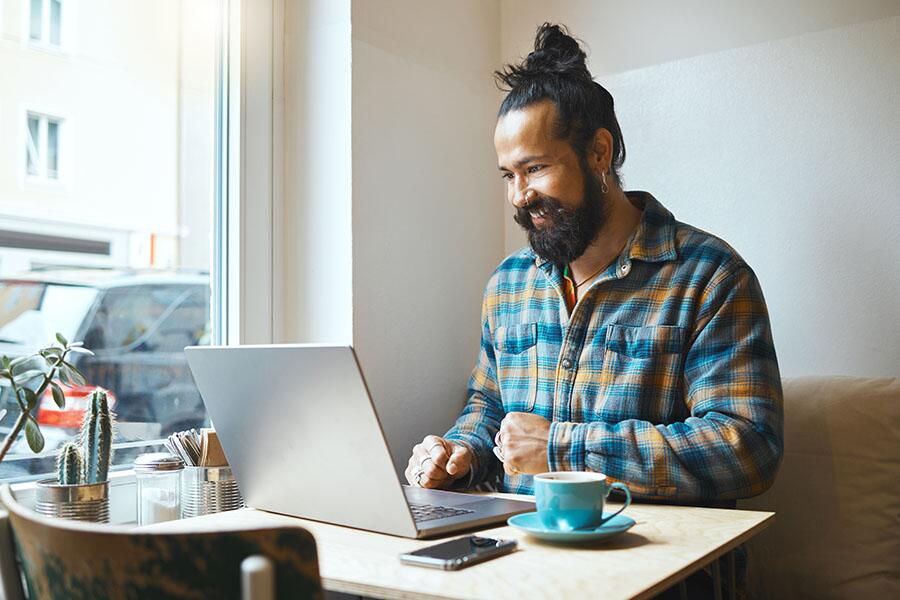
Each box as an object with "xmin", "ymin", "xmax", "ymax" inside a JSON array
[{"xmin": 513, "ymin": 164, "xmax": 609, "ymax": 265}]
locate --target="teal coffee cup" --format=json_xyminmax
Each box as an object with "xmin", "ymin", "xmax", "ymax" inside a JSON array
[{"xmin": 533, "ymin": 471, "xmax": 632, "ymax": 531}]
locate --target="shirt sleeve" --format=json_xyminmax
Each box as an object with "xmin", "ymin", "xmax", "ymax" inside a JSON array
[
  {"xmin": 443, "ymin": 294, "xmax": 505, "ymax": 489},
  {"xmin": 548, "ymin": 265, "xmax": 784, "ymax": 501}
]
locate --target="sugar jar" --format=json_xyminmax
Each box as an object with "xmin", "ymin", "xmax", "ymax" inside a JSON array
[{"xmin": 134, "ymin": 452, "xmax": 184, "ymax": 526}]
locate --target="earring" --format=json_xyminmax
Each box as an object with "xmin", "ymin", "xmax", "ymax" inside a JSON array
[{"xmin": 600, "ymin": 171, "xmax": 609, "ymax": 194}]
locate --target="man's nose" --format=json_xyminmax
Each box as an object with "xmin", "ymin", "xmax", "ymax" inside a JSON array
[{"xmin": 511, "ymin": 183, "xmax": 535, "ymax": 209}]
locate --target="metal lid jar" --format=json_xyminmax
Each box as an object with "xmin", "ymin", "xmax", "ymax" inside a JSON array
[{"xmin": 134, "ymin": 452, "xmax": 184, "ymax": 526}]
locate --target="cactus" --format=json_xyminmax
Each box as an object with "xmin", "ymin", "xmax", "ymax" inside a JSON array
[
  {"xmin": 81, "ymin": 388, "xmax": 114, "ymax": 484},
  {"xmin": 56, "ymin": 442, "xmax": 83, "ymax": 485}
]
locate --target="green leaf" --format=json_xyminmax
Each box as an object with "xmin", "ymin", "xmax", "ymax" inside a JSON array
[
  {"xmin": 67, "ymin": 347, "xmax": 94, "ymax": 356},
  {"xmin": 50, "ymin": 381, "xmax": 65, "ymax": 408},
  {"xmin": 9, "ymin": 355, "xmax": 33, "ymax": 368},
  {"xmin": 12, "ymin": 369, "xmax": 45, "ymax": 385},
  {"xmin": 68, "ymin": 341, "xmax": 84, "ymax": 348},
  {"xmin": 55, "ymin": 332, "xmax": 69, "ymax": 347},
  {"xmin": 40, "ymin": 347, "xmax": 63, "ymax": 358},
  {"xmin": 62, "ymin": 363, "xmax": 87, "ymax": 386},
  {"xmin": 22, "ymin": 388, "xmax": 37, "ymax": 410},
  {"xmin": 1, "ymin": 356, "xmax": 9, "ymax": 369},
  {"xmin": 24, "ymin": 418, "xmax": 44, "ymax": 453},
  {"xmin": 57, "ymin": 367, "xmax": 71, "ymax": 385}
]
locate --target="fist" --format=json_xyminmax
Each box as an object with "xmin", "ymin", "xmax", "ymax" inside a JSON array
[
  {"xmin": 405, "ymin": 435, "xmax": 473, "ymax": 489},
  {"xmin": 497, "ymin": 412, "xmax": 550, "ymax": 475}
]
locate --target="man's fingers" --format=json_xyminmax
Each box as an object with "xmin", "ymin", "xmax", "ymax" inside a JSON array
[
  {"xmin": 445, "ymin": 443, "xmax": 471, "ymax": 477},
  {"xmin": 428, "ymin": 440, "xmax": 450, "ymax": 471}
]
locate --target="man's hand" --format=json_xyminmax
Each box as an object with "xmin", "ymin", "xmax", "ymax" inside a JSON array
[
  {"xmin": 404, "ymin": 435, "xmax": 473, "ymax": 489},
  {"xmin": 497, "ymin": 412, "xmax": 550, "ymax": 475}
]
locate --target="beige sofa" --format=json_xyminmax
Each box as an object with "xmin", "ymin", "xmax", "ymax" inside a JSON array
[{"xmin": 738, "ymin": 376, "xmax": 900, "ymax": 599}]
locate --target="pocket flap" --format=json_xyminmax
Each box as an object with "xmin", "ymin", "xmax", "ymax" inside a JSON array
[
  {"xmin": 605, "ymin": 324, "xmax": 685, "ymax": 358},
  {"xmin": 493, "ymin": 323, "xmax": 538, "ymax": 354}
]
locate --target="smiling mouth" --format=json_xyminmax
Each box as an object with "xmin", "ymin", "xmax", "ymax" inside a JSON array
[{"xmin": 529, "ymin": 206, "xmax": 549, "ymax": 221}]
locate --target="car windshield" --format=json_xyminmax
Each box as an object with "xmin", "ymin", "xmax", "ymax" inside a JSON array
[{"xmin": 0, "ymin": 281, "xmax": 98, "ymax": 348}]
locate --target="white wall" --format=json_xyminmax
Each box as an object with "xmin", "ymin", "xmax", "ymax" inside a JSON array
[
  {"xmin": 502, "ymin": 9, "xmax": 900, "ymax": 377},
  {"xmin": 350, "ymin": 0, "xmax": 504, "ymax": 469},
  {"xmin": 280, "ymin": 0, "xmax": 353, "ymax": 343}
]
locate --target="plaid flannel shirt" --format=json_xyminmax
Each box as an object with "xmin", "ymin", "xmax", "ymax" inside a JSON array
[{"xmin": 444, "ymin": 192, "xmax": 783, "ymax": 501}]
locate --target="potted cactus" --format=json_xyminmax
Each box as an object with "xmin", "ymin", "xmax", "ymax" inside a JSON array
[{"xmin": 35, "ymin": 389, "xmax": 116, "ymax": 523}]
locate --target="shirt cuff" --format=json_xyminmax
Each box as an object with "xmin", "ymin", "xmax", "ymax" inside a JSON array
[{"xmin": 548, "ymin": 421, "xmax": 588, "ymax": 472}]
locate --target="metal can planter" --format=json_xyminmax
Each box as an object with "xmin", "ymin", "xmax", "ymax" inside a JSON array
[
  {"xmin": 35, "ymin": 479, "xmax": 110, "ymax": 523},
  {"xmin": 181, "ymin": 466, "xmax": 243, "ymax": 519}
]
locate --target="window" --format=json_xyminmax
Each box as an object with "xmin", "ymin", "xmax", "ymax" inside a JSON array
[
  {"xmin": 29, "ymin": 0, "xmax": 64, "ymax": 48},
  {"xmin": 25, "ymin": 112, "xmax": 62, "ymax": 180},
  {"xmin": 1, "ymin": 0, "xmax": 228, "ymax": 483}
]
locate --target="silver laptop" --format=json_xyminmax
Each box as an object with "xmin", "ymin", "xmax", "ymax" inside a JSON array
[{"xmin": 184, "ymin": 344, "xmax": 533, "ymax": 538}]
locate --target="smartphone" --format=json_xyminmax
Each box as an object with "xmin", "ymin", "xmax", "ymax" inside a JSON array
[{"xmin": 399, "ymin": 535, "xmax": 517, "ymax": 570}]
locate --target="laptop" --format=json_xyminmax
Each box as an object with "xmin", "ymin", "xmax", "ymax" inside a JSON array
[{"xmin": 184, "ymin": 343, "xmax": 534, "ymax": 538}]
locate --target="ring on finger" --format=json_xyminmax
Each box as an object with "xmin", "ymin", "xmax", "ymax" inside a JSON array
[
  {"xmin": 413, "ymin": 466, "xmax": 425, "ymax": 486},
  {"xmin": 426, "ymin": 442, "xmax": 444, "ymax": 453},
  {"xmin": 421, "ymin": 456, "xmax": 434, "ymax": 469}
]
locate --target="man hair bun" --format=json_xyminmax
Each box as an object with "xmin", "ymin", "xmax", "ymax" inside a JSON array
[{"xmin": 496, "ymin": 23, "xmax": 591, "ymax": 90}]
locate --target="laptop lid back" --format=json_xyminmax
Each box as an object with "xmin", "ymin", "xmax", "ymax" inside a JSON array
[{"xmin": 185, "ymin": 344, "xmax": 418, "ymax": 537}]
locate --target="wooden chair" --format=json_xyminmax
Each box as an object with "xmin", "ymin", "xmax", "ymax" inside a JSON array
[{"xmin": 0, "ymin": 485, "xmax": 321, "ymax": 600}]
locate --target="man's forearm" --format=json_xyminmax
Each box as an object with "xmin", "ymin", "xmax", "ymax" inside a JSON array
[{"xmin": 547, "ymin": 407, "xmax": 782, "ymax": 501}]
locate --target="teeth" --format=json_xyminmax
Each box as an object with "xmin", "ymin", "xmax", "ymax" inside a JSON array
[{"xmin": 530, "ymin": 208, "xmax": 548, "ymax": 219}]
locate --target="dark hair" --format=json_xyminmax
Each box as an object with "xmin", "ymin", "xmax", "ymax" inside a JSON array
[{"xmin": 495, "ymin": 23, "xmax": 626, "ymax": 183}]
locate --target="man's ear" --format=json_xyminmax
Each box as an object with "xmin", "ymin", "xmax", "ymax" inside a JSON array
[{"xmin": 586, "ymin": 128, "xmax": 613, "ymax": 176}]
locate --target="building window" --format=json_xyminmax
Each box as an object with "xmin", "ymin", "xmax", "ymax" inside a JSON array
[
  {"xmin": 25, "ymin": 112, "xmax": 63, "ymax": 180},
  {"xmin": 1, "ymin": 0, "xmax": 227, "ymax": 484},
  {"xmin": 29, "ymin": 0, "xmax": 64, "ymax": 47}
]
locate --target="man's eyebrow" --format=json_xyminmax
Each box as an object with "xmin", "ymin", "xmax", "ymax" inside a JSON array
[{"xmin": 498, "ymin": 155, "xmax": 552, "ymax": 171}]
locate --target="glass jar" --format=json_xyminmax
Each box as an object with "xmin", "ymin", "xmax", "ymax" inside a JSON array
[{"xmin": 134, "ymin": 452, "xmax": 184, "ymax": 526}]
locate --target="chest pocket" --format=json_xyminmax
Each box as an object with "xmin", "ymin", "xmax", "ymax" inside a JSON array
[
  {"xmin": 596, "ymin": 324, "xmax": 687, "ymax": 422},
  {"xmin": 493, "ymin": 323, "xmax": 538, "ymax": 411}
]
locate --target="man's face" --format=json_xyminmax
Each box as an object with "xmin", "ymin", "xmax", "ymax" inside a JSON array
[{"xmin": 494, "ymin": 100, "xmax": 607, "ymax": 264}]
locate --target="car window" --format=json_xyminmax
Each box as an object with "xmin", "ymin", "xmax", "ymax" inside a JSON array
[
  {"xmin": 83, "ymin": 285, "xmax": 206, "ymax": 351},
  {"xmin": 0, "ymin": 282, "xmax": 97, "ymax": 347}
]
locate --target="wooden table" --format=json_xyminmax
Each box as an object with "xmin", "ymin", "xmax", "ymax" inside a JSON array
[{"xmin": 141, "ymin": 493, "xmax": 773, "ymax": 600}]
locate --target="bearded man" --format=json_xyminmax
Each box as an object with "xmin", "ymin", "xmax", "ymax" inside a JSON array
[{"xmin": 405, "ymin": 23, "xmax": 783, "ymax": 505}]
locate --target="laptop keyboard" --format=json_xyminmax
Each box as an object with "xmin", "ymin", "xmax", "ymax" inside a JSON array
[{"xmin": 408, "ymin": 502, "xmax": 475, "ymax": 523}]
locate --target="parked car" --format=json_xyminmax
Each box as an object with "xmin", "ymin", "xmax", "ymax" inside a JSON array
[{"xmin": 0, "ymin": 268, "xmax": 211, "ymax": 480}]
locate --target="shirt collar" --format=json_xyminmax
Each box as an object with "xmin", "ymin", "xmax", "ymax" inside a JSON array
[{"xmin": 530, "ymin": 191, "xmax": 678, "ymax": 268}]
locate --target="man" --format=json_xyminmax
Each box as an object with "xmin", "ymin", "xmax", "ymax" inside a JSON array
[{"xmin": 405, "ymin": 23, "xmax": 783, "ymax": 504}]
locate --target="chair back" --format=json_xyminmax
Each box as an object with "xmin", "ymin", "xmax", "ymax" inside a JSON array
[{"xmin": 0, "ymin": 485, "xmax": 321, "ymax": 600}]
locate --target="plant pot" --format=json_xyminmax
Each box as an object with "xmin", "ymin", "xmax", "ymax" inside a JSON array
[{"xmin": 34, "ymin": 479, "xmax": 110, "ymax": 523}]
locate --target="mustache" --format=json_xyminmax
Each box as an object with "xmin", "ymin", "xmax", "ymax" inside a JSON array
[{"xmin": 513, "ymin": 195, "xmax": 565, "ymax": 230}]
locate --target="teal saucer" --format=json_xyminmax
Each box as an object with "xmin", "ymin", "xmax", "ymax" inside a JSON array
[{"xmin": 507, "ymin": 511, "xmax": 635, "ymax": 543}]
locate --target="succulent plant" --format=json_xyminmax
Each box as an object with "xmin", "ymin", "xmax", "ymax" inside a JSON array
[
  {"xmin": 56, "ymin": 442, "xmax": 84, "ymax": 485},
  {"xmin": 0, "ymin": 332, "xmax": 93, "ymax": 464},
  {"xmin": 82, "ymin": 389, "xmax": 114, "ymax": 484}
]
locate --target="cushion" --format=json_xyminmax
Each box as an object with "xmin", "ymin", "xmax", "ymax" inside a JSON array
[{"xmin": 739, "ymin": 376, "xmax": 900, "ymax": 599}]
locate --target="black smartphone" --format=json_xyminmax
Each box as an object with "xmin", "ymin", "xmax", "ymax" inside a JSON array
[{"xmin": 399, "ymin": 535, "xmax": 518, "ymax": 570}]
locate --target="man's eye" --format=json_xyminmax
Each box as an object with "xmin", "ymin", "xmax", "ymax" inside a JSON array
[
  {"xmin": 527, "ymin": 165, "xmax": 544, "ymax": 174},
  {"xmin": 501, "ymin": 172, "xmax": 514, "ymax": 181}
]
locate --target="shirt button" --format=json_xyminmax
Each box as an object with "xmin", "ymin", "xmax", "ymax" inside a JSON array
[
  {"xmin": 620, "ymin": 263, "xmax": 631, "ymax": 275},
  {"xmin": 561, "ymin": 358, "xmax": 573, "ymax": 370}
]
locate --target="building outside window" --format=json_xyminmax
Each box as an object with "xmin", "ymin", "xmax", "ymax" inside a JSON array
[
  {"xmin": 25, "ymin": 112, "xmax": 62, "ymax": 180},
  {"xmin": 29, "ymin": 0, "xmax": 64, "ymax": 47},
  {"xmin": 0, "ymin": 0, "xmax": 225, "ymax": 482}
]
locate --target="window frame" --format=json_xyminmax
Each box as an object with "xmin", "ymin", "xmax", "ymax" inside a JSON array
[
  {"xmin": 7, "ymin": 0, "xmax": 283, "ymax": 492},
  {"xmin": 24, "ymin": 0, "xmax": 73, "ymax": 53},
  {"xmin": 23, "ymin": 111, "xmax": 63, "ymax": 182}
]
